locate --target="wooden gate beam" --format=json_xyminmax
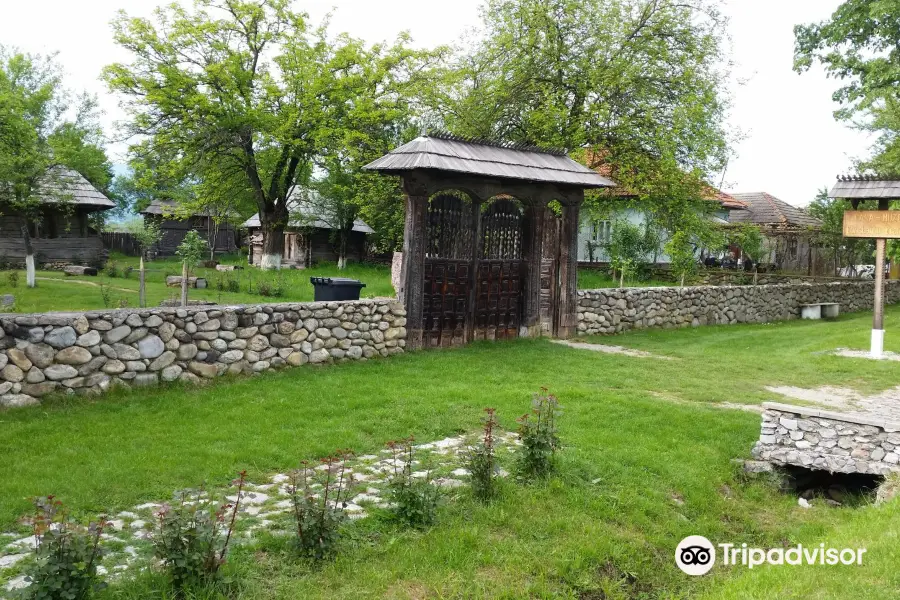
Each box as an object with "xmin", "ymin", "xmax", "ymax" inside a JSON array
[
  {"xmin": 557, "ymin": 194, "xmax": 583, "ymax": 339},
  {"xmin": 400, "ymin": 176, "xmax": 430, "ymax": 350},
  {"xmin": 522, "ymin": 199, "xmax": 548, "ymax": 337}
]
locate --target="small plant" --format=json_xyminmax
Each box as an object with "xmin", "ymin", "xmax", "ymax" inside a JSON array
[
  {"xmin": 99, "ymin": 282, "xmax": 113, "ymax": 309},
  {"xmin": 386, "ymin": 437, "xmax": 440, "ymax": 528},
  {"xmin": 117, "ymin": 297, "xmax": 130, "ymax": 309},
  {"xmin": 122, "ymin": 266, "xmax": 134, "ymax": 279},
  {"xmin": 22, "ymin": 496, "xmax": 107, "ymax": 600},
  {"xmin": 516, "ymin": 388, "xmax": 562, "ymax": 480},
  {"xmin": 7, "ymin": 270, "xmax": 19, "ymax": 288},
  {"xmin": 152, "ymin": 471, "xmax": 245, "ymax": 592},
  {"xmin": 467, "ymin": 408, "xmax": 500, "ymax": 503},
  {"xmin": 288, "ymin": 450, "xmax": 354, "ymax": 560},
  {"xmin": 104, "ymin": 261, "xmax": 120, "ymax": 278},
  {"xmin": 257, "ymin": 275, "xmax": 285, "ymax": 298}
]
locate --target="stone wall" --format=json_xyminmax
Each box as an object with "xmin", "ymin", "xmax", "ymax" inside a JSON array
[
  {"xmin": 752, "ymin": 403, "xmax": 900, "ymax": 475},
  {"xmin": 0, "ymin": 299, "xmax": 406, "ymax": 409},
  {"xmin": 577, "ymin": 281, "xmax": 900, "ymax": 335}
]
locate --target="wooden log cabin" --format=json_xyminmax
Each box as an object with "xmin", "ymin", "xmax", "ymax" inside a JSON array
[
  {"xmin": 140, "ymin": 199, "xmax": 239, "ymax": 256},
  {"xmin": 242, "ymin": 201, "xmax": 374, "ymax": 268},
  {"xmin": 0, "ymin": 166, "xmax": 114, "ymax": 269}
]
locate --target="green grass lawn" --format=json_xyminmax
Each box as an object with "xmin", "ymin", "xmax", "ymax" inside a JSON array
[
  {"xmin": 0, "ymin": 256, "xmax": 659, "ymax": 314},
  {"xmin": 2, "ymin": 308, "xmax": 900, "ymax": 597}
]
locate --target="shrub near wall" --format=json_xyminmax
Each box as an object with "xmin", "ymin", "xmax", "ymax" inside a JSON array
[
  {"xmin": 0, "ymin": 299, "xmax": 407, "ymax": 409},
  {"xmin": 576, "ymin": 281, "xmax": 900, "ymax": 335}
]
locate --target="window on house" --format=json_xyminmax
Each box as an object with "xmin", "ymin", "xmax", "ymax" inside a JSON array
[
  {"xmin": 787, "ymin": 237, "xmax": 798, "ymax": 261},
  {"xmin": 590, "ymin": 220, "xmax": 612, "ymax": 245}
]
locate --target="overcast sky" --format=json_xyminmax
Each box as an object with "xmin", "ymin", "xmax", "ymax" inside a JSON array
[{"xmin": 0, "ymin": 0, "xmax": 873, "ymax": 207}]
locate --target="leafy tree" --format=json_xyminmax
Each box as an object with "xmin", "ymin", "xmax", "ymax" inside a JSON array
[
  {"xmin": 807, "ymin": 187, "xmax": 872, "ymax": 275},
  {"xmin": 104, "ymin": 0, "xmax": 440, "ymax": 270},
  {"xmin": 605, "ymin": 220, "xmax": 652, "ymax": 287},
  {"xmin": 427, "ymin": 0, "xmax": 732, "ymax": 248},
  {"xmin": 795, "ymin": 1, "xmax": 900, "ymax": 173},
  {"xmin": 176, "ymin": 230, "xmax": 208, "ymax": 307},
  {"xmin": 665, "ymin": 230, "xmax": 696, "ymax": 287},
  {"xmin": 0, "ymin": 46, "xmax": 115, "ymax": 286},
  {"xmin": 127, "ymin": 219, "xmax": 164, "ymax": 307},
  {"xmin": 727, "ymin": 222, "xmax": 764, "ymax": 264}
]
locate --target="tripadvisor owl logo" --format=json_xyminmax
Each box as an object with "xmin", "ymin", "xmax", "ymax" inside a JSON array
[{"xmin": 675, "ymin": 536, "xmax": 715, "ymax": 576}]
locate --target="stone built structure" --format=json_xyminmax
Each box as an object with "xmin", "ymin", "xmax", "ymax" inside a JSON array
[{"xmin": 0, "ymin": 299, "xmax": 406, "ymax": 408}]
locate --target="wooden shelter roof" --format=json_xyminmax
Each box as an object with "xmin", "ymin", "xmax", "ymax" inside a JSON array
[
  {"xmin": 829, "ymin": 176, "xmax": 900, "ymax": 200},
  {"xmin": 364, "ymin": 134, "xmax": 616, "ymax": 189},
  {"xmin": 139, "ymin": 199, "xmax": 238, "ymax": 218},
  {"xmin": 22, "ymin": 166, "xmax": 115, "ymax": 210},
  {"xmin": 728, "ymin": 192, "xmax": 821, "ymax": 228}
]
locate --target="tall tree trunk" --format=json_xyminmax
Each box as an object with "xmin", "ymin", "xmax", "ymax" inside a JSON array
[
  {"xmin": 20, "ymin": 225, "xmax": 35, "ymax": 288},
  {"xmin": 180, "ymin": 262, "xmax": 188, "ymax": 307},
  {"xmin": 139, "ymin": 255, "xmax": 146, "ymax": 308},
  {"xmin": 259, "ymin": 207, "xmax": 287, "ymax": 271}
]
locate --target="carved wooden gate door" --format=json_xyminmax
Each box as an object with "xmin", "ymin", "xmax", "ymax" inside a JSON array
[
  {"xmin": 421, "ymin": 195, "xmax": 525, "ymax": 347},
  {"xmin": 473, "ymin": 199, "xmax": 524, "ymax": 341}
]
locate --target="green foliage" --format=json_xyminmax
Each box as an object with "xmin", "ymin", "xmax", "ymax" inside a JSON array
[
  {"xmin": 466, "ymin": 408, "xmax": 500, "ymax": 504},
  {"xmin": 0, "ymin": 46, "xmax": 115, "ymax": 222},
  {"xmin": 256, "ymin": 276, "xmax": 285, "ymax": 298},
  {"xmin": 288, "ymin": 452, "xmax": 353, "ymax": 561},
  {"xmin": 103, "ymin": 262, "xmax": 119, "ymax": 278},
  {"xmin": 726, "ymin": 223, "xmax": 764, "ymax": 263},
  {"xmin": 153, "ymin": 472, "xmax": 245, "ymax": 592},
  {"xmin": 176, "ymin": 231, "xmax": 208, "ymax": 271},
  {"xmin": 516, "ymin": 388, "xmax": 562, "ymax": 481},
  {"xmin": 807, "ymin": 188, "xmax": 872, "ymax": 272},
  {"xmin": 606, "ymin": 220, "xmax": 657, "ymax": 285},
  {"xmin": 665, "ymin": 230, "xmax": 697, "ymax": 286},
  {"xmin": 795, "ymin": 1, "xmax": 900, "ymax": 173},
  {"xmin": 7, "ymin": 271, "xmax": 19, "ymax": 288},
  {"xmin": 126, "ymin": 219, "xmax": 164, "ymax": 253},
  {"xmin": 386, "ymin": 437, "xmax": 440, "ymax": 528},
  {"xmin": 104, "ymin": 1, "xmax": 441, "ymax": 262},
  {"xmin": 22, "ymin": 496, "xmax": 107, "ymax": 600}
]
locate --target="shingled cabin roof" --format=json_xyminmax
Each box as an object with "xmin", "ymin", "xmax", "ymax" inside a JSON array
[
  {"xmin": 364, "ymin": 134, "xmax": 616, "ymax": 188},
  {"xmin": 20, "ymin": 165, "xmax": 116, "ymax": 210},
  {"xmin": 728, "ymin": 192, "xmax": 822, "ymax": 228},
  {"xmin": 140, "ymin": 199, "xmax": 238, "ymax": 219},
  {"xmin": 241, "ymin": 194, "xmax": 374, "ymax": 234}
]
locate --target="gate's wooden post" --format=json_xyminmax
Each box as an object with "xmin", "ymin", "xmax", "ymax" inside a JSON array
[
  {"xmin": 467, "ymin": 198, "xmax": 483, "ymax": 344},
  {"xmin": 557, "ymin": 194, "xmax": 583, "ymax": 339},
  {"xmin": 401, "ymin": 178, "xmax": 429, "ymax": 350},
  {"xmin": 522, "ymin": 199, "xmax": 547, "ymax": 337}
]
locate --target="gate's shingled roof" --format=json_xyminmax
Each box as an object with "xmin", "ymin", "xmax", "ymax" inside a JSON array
[
  {"xmin": 728, "ymin": 192, "xmax": 821, "ymax": 228},
  {"xmin": 829, "ymin": 176, "xmax": 900, "ymax": 199},
  {"xmin": 364, "ymin": 135, "xmax": 617, "ymax": 188}
]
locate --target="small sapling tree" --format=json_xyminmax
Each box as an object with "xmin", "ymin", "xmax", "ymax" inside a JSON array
[
  {"xmin": 175, "ymin": 230, "xmax": 207, "ymax": 307},
  {"xmin": 127, "ymin": 219, "xmax": 163, "ymax": 307}
]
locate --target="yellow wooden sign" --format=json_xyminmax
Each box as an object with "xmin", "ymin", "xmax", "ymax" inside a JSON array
[{"xmin": 843, "ymin": 210, "xmax": 900, "ymax": 239}]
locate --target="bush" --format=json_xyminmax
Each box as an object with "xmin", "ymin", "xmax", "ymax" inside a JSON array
[
  {"xmin": 215, "ymin": 274, "xmax": 240, "ymax": 294},
  {"xmin": 104, "ymin": 262, "xmax": 120, "ymax": 278},
  {"xmin": 7, "ymin": 270, "xmax": 19, "ymax": 288},
  {"xmin": 152, "ymin": 471, "xmax": 245, "ymax": 592},
  {"xmin": 386, "ymin": 437, "xmax": 440, "ymax": 528},
  {"xmin": 467, "ymin": 408, "xmax": 500, "ymax": 504},
  {"xmin": 22, "ymin": 496, "xmax": 107, "ymax": 600},
  {"xmin": 288, "ymin": 451, "xmax": 353, "ymax": 561},
  {"xmin": 257, "ymin": 277, "xmax": 285, "ymax": 298},
  {"xmin": 516, "ymin": 388, "xmax": 562, "ymax": 481}
]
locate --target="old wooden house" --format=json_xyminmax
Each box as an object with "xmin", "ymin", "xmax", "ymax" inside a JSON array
[
  {"xmin": 0, "ymin": 166, "xmax": 115, "ymax": 268},
  {"xmin": 139, "ymin": 199, "xmax": 239, "ymax": 256},
  {"xmin": 728, "ymin": 192, "xmax": 824, "ymax": 273},
  {"xmin": 242, "ymin": 200, "xmax": 374, "ymax": 268}
]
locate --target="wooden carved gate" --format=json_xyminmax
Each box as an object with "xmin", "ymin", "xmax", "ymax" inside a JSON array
[{"xmin": 422, "ymin": 195, "xmax": 524, "ymax": 347}]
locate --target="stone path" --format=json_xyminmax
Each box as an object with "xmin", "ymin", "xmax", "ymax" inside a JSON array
[
  {"xmin": 0, "ymin": 432, "xmax": 520, "ymax": 595},
  {"xmin": 552, "ymin": 340, "xmax": 673, "ymax": 360},
  {"xmin": 766, "ymin": 385, "xmax": 900, "ymax": 424}
]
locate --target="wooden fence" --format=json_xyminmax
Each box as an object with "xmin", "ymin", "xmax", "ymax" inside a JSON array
[{"xmin": 101, "ymin": 232, "xmax": 142, "ymax": 256}]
